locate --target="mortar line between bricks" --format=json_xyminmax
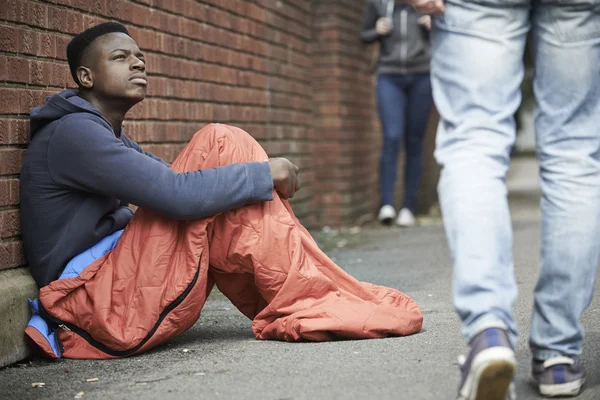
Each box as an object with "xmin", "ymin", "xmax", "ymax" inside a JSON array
[
  {"xmin": 0, "ymin": 113, "xmax": 316, "ymax": 127},
  {"xmin": 130, "ymin": 141, "xmax": 317, "ymax": 147},
  {"xmin": 0, "ymin": 50, "xmax": 70, "ymax": 64},
  {"xmin": 0, "ymin": 83, "xmax": 314, "ymax": 112},
  {"xmin": 0, "ymin": 79, "xmax": 312, "ymax": 100},
  {"xmin": 122, "ymin": 139, "xmax": 313, "ymax": 146},
  {"xmin": 0, "ymin": 234, "xmax": 22, "ymax": 242},
  {"xmin": 135, "ymin": 97, "xmax": 313, "ymax": 111},
  {"xmin": 122, "ymin": 120, "xmax": 315, "ymax": 127},
  {"xmin": 0, "ymin": 82, "xmax": 314, "ymax": 107},
  {"xmin": 125, "ymin": 120, "xmax": 314, "ymax": 127},
  {"xmin": 0, "ymin": 115, "xmax": 27, "ymax": 120}
]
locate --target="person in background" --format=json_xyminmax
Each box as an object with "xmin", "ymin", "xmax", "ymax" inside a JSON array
[
  {"xmin": 360, "ymin": 0, "xmax": 434, "ymax": 227},
  {"xmin": 428, "ymin": 0, "xmax": 600, "ymax": 399}
]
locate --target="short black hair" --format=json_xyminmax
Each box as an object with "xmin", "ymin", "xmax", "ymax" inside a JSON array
[{"xmin": 66, "ymin": 22, "xmax": 130, "ymax": 85}]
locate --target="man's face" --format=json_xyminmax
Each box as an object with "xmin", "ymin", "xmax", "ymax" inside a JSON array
[{"xmin": 78, "ymin": 32, "xmax": 147, "ymax": 105}]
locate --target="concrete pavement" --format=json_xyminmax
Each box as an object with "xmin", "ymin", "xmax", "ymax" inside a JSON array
[{"xmin": 1, "ymin": 197, "xmax": 599, "ymax": 400}]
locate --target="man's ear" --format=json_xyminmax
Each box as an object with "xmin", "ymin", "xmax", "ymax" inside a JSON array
[{"xmin": 77, "ymin": 66, "xmax": 93, "ymax": 89}]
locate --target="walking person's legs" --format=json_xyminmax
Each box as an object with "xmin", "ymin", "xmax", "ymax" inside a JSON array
[
  {"xmin": 377, "ymin": 74, "xmax": 408, "ymax": 223},
  {"xmin": 398, "ymin": 72, "xmax": 434, "ymax": 226},
  {"xmin": 528, "ymin": 1, "xmax": 600, "ymax": 396},
  {"xmin": 431, "ymin": 0, "xmax": 530, "ymax": 398}
]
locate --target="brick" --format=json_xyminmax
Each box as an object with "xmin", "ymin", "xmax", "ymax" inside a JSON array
[
  {"xmin": 27, "ymin": 2, "xmax": 48, "ymax": 28},
  {"xmin": 30, "ymin": 60, "xmax": 45, "ymax": 85},
  {"xmin": 20, "ymin": 90, "xmax": 55, "ymax": 115},
  {"xmin": 106, "ymin": 0, "xmax": 123, "ymax": 19},
  {"xmin": 0, "ymin": 209, "xmax": 20, "ymax": 239},
  {"xmin": 0, "ymin": 25, "xmax": 20, "ymax": 53},
  {"xmin": 141, "ymin": 144, "xmax": 186, "ymax": 163},
  {"xmin": 0, "ymin": 179, "xmax": 20, "ymax": 207},
  {"xmin": 71, "ymin": 0, "xmax": 92, "ymax": 13},
  {"xmin": 56, "ymin": 36, "xmax": 70, "ymax": 61},
  {"xmin": 0, "ymin": 56, "xmax": 7, "ymax": 80},
  {"xmin": 0, "ymin": 1, "xmax": 7, "ymax": 19},
  {"xmin": 0, "ymin": 149, "xmax": 25, "ymax": 175},
  {"xmin": 19, "ymin": 29, "xmax": 35, "ymax": 55},
  {"xmin": 91, "ymin": 0, "xmax": 107, "ymax": 15},
  {"xmin": 0, "ymin": 119, "xmax": 29, "ymax": 145},
  {"xmin": 6, "ymin": 0, "xmax": 27, "ymax": 25},
  {"xmin": 47, "ymin": 6, "xmax": 67, "ymax": 32},
  {"xmin": 65, "ymin": 9, "xmax": 84, "ymax": 34},
  {"xmin": 0, "ymin": 241, "xmax": 25, "ymax": 270},
  {"xmin": 0, "ymin": 89, "xmax": 20, "ymax": 115},
  {"xmin": 6, "ymin": 57, "xmax": 30, "ymax": 84}
]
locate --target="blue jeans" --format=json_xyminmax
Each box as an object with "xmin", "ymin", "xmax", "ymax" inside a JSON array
[
  {"xmin": 377, "ymin": 73, "xmax": 434, "ymax": 211},
  {"xmin": 432, "ymin": 0, "xmax": 600, "ymax": 360}
]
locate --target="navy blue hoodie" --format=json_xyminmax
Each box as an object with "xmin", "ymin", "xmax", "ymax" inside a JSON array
[{"xmin": 20, "ymin": 89, "xmax": 273, "ymax": 287}]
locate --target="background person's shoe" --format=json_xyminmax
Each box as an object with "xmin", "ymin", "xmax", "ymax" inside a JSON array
[
  {"xmin": 378, "ymin": 205, "xmax": 396, "ymax": 225},
  {"xmin": 457, "ymin": 328, "xmax": 517, "ymax": 400},
  {"xmin": 531, "ymin": 356, "xmax": 585, "ymax": 397},
  {"xmin": 396, "ymin": 208, "xmax": 416, "ymax": 227}
]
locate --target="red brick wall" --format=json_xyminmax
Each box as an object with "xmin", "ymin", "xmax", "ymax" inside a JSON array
[
  {"xmin": 312, "ymin": 0, "xmax": 381, "ymax": 226},
  {"xmin": 1, "ymin": 0, "xmax": 435, "ymax": 274}
]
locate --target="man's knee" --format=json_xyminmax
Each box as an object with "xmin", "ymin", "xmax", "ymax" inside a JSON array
[
  {"xmin": 190, "ymin": 123, "xmax": 266, "ymax": 163},
  {"xmin": 192, "ymin": 123, "xmax": 252, "ymax": 145}
]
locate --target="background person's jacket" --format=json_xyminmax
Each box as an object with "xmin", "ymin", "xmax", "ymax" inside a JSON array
[{"xmin": 360, "ymin": 0, "xmax": 431, "ymax": 75}]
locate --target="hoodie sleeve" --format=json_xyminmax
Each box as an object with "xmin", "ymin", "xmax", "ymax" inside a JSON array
[
  {"xmin": 120, "ymin": 133, "xmax": 171, "ymax": 167},
  {"xmin": 360, "ymin": 0, "xmax": 380, "ymax": 44},
  {"xmin": 47, "ymin": 116, "xmax": 274, "ymax": 220}
]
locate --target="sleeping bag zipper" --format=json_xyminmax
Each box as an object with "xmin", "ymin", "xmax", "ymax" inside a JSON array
[{"xmin": 42, "ymin": 263, "xmax": 201, "ymax": 357}]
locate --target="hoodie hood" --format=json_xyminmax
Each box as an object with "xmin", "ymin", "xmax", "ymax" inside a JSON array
[{"xmin": 29, "ymin": 89, "xmax": 110, "ymax": 139}]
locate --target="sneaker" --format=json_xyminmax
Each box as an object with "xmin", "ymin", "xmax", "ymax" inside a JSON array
[
  {"xmin": 396, "ymin": 208, "xmax": 416, "ymax": 227},
  {"xmin": 457, "ymin": 328, "xmax": 517, "ymax": 400},
  {"xmin": 531, "ymin": 356, "xmax": 585, "ymax": 397},
  {"xmin": 378, "ymin": 205, "xmax": 396, "ymax": 225}
]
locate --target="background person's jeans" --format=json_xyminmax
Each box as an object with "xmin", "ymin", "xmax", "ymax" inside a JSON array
[
  {"xmin": 377, "ymin": 73, "xmax": 434, "ymax": 212},
  {"xmin": 432, "ymin": 0, "xmax": 600, "ymax": 360}
]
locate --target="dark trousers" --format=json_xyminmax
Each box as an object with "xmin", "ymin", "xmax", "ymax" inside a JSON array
[{"xmin": 377, "ymin": 72, "xmax": 433, "ymax": 211}]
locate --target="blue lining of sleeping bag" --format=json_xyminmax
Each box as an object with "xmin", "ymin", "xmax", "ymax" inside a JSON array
[{"xmin": 26, "ymin": 229, "xmax": 124, "ymax": 358}]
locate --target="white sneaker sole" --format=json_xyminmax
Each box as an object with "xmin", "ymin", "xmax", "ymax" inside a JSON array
[
  {"xmin": 396, "ymin": 219, "xmax": 415, "ymax": 227},
  {"xmin": 378, "ymin": 207, "xmax": 396, "ymax": 225},
  {"xmin": 534, "ymin": 378, "xmax": 585, "ymax": 397},
  {"xmin": 458, "ymin": 347, "xmax": 517, "ymax": 400}
]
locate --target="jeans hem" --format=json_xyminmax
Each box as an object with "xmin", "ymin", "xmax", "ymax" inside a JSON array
[
  {"xmin": 530, "ymin": 348, "xmax": 581, "ymax": 361},
  {"xmin": 464, "ymin": 316, "xmax": 510, "ymax": 344}
]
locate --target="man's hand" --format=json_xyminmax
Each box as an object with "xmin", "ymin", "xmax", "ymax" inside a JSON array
[
  {"xmin": 376, "ymin": 17, "xmax": 393, "ymax": 36},
  {"xmin": 268, "ymin": 158, "xmax": 300, "ymax": 199},
  {"xmin": 409, "ymin": 0, "xmax": 445, "ymax": 15},
  {"xmin": 418, "ymin": 15, "xmax": 432, "ymax": 31}
]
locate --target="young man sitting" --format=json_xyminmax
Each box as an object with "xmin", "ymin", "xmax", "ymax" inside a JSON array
[{"xmin": 20, "ymin": 22, "xmax": 423, "ymax": 359}]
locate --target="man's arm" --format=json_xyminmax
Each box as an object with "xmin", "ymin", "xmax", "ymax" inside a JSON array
[
  {"xmin": 120, "ymin": 133, "xmax": 170, "ymax": 167},
  {"xmin": 47, "ymin": 116, "xmax": 273, "ymax": 220}
]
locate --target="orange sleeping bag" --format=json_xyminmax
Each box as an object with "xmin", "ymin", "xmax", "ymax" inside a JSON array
[{"xmin": 27, "ymin": 124, "xmax": 423, "ymax": 359}]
